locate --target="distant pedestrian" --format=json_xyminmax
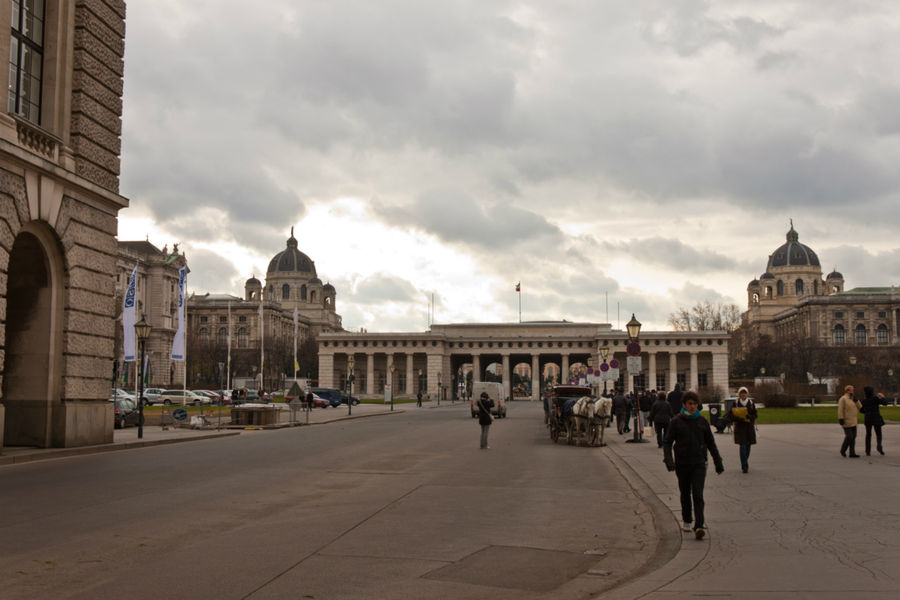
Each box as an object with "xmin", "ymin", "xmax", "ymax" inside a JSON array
[
  {"xmin": 613, "ymin": 391, "xmax": 628, "ymax": 434},
  {"xmin": 860, "ymin": 386, "xmax": 887, "ymax": 456},
  {"xmin": 664, "ymin": 391, "xmax": 724, "ymax": 540},
  {"xmin": 726, "ymin": 386, "xmax": 757, "ymax": 473},
  {"xmin": 667, "ymin": 384, "xmax": 683, "ymax": 416},
  {"xmin": 649, "ymin": 391, "xmax": 674, "ymax": 448},
  {"xmin": 305, "ymin": 389, "xmax": 314, "ymax": 410},
  {"xmin": 838, "ymin": 385, "xmax": 862, "ymax": 458},
  {"xmin": 417, "ymin": 391, "xmax": 423, "ymax": 407},
  {"xmin": 477, "ymin": 392, "xmax": 493, "ymax": 449},
  {"xmin": 639, "ymin": 390, "xmax": 653, "ymax": 429}
]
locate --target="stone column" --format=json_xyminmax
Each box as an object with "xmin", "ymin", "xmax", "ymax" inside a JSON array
[
  {"xmin": 406, "ymin": 354, "xmax": 414, "ymax": 397},
  {"xmin": 318, "ymin": 352, "xmax": 334, "ymax": 389},
  {"xmin": 473, "ymin": 354, "xmax": 481, "ymax": 383},
  {"xmin": 561, "ymin": 355, "xmax": 570, "ymax": 384},
  {"xmin": 648, "ymin": 352, "xmax": 657, "ymax": 392},
  {"xmin": 531, "ymin": 354, "xmax": 540, "ymax": 402},
  {"xmin": 668, "ymin": 353, "xmax": 678, "ymax": 391},
  {"xmin": 502, "ymin": 354, "xmax": 511, "ymax": 400},
  {"xmin": 711, "ymin": 350, "xmax": 729, "ymax": 398},
  {"xmin": 366, "ymin": 353, "xmax": 375, "ymax": 396},
  {"xmin": 427, "ymin": 353, "xmax": 443, "ymax": 398},
  {"xmin": 689, "ymin": 352, "xmax": 699, "ymax": 393}
]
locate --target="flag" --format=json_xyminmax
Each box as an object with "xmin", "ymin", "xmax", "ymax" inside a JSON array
[
  {"xmin": 142, "ymin": 352, "xmax": 150, "ymax": 383},
  {"xmin": 515, "ymin": 282, "xmax": 520, "ymax": 292},
  {"xmin": 227, "ymin": 302, "xmax": 232, "ymax": 355},
  {"xmin": 170, "ymin": 266, "xmax": 186, "ymax": 360},
  {"xmin": 122, "ymin": 266, "xmax": 137, "ymax": 362}
]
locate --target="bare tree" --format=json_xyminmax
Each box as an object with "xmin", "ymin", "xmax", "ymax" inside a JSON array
[{"xmin": 668, "ymin": 301, "xmax": 741, "ymax": 333}]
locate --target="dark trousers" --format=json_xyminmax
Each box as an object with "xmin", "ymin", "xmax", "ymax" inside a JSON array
[
  {"xmin": 654, "ymin": 422, "xmax": 667, "ymax": 447},
  {"xmin": 864, "ymin": 423, "xmax": 883, "ymax": 454},
  {"xmin": 615, "ymin": 410, "xmax": 626, "ymax": 434},
  {"xmin": 739, "ymin": 444, "xmax": 751, "ymax": 470},
  {"xmin": 675, "ymin": 463, "xmax": 707, "ymax": 528},
  {"xmin": 840, "ymin": 426, "xmax": 858, "ymax": 456}
]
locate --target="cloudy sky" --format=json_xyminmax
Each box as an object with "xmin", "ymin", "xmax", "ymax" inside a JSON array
[{"xmin": 118, "ymin": 0, "xmax": 900, "ymax": 333}]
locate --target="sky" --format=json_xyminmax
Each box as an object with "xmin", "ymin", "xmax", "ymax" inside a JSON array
[{"xmin": 117, "ymin": 0, "xmax": 900, "ymax": 333}]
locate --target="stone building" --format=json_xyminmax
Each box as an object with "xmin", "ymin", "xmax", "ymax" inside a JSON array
[
  {"xmin": 741, "ymin": 224, "xmax": 899, "ymax": 352},
  {"xmin": 1, "ymin": 1, "xmax": 128, "ymax": 449},
  {"xmin": 317, "ymin": 322, "xmax": 729, "ymax": 401},
  {"xmin": 114, "ymin": 241, "xmax": 188, "ymax": 389}
]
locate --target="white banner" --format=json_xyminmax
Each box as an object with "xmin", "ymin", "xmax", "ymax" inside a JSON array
[
  {"xmin": 170, "ymin": 266, "xmax": 186, "ymax": 360},
  {"xmin": 122, "ymin": 266, "xmax": 137, "ymax": 362}
]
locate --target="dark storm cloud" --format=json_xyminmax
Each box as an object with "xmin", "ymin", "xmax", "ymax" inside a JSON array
[
  {"xmin": 819, "ymin": 245, "xmax": 900, "ymax": 288},
  {"xmin": 602, "ymin": 237, "xmax": 749, "ymax": 272}
]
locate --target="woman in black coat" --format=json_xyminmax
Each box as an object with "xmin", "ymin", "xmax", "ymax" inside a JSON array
[
  {"xmin": 860, "ymin": 385, "xmax": 887, "ymax": 456},
  {"xmin": 726, "ymin": 386, "xmax": 758, "ymax": 473}
]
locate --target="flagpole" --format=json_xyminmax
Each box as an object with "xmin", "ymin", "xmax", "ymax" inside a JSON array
[
  {"xmin": 227, "ymin": 301, "xmax": 232, "ymax": 392},
  {"xmin": 293, "ymin": 305, "xmax": 298, "ymax": 380},
  {"xmin": 259, "ymin": 294, "xmax": 264, "ymax": 393}
]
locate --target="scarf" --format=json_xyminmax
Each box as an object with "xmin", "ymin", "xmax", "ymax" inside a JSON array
[
  {"xmin": 737, "ymin": 396, "xmax": 749, "ymax": 407},
  {"xmin": 680, "ymin": 407, "xmax": 701, "ymax": 419}
]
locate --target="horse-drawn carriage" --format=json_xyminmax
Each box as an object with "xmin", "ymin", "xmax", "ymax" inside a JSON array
[{"xmin": 547, "ymin": 385, "xmax": 612, "ymax": 446}]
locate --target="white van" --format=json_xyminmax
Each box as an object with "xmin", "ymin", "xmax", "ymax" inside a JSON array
[{"xmin": 470, "ymin": 381, "xmax": 508, "ymax": 418}]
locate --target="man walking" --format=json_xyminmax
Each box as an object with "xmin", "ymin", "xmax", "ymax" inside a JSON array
[{"xmin": 838, "ymin": 385, "xmax": 862, "ymax": 458}]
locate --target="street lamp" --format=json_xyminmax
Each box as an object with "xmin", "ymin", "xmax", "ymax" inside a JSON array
[
  {"xmin": 135, "ymin": 315, "xmax": 152, "ymax": 440},
  {"xmin": 418, "ymin": 368, "xmax": 423, "ymax": 406},
  {"xmin": 599, "ymin": 345, "xmax": 609, "ymax": 396},
  {"xmin": 437, "ymin": 371, "xmax": 442, "ymax": 406},
  {"xmin": 624, "ymin": 314, "xmax": 647, "ymax": 444},
  {"xmin": 347, "ymin": 356, "xmax": 355, "ymax": 416},
  {"xmin": 389, "ymin": 362, "xmax": 395, "ymax": 411}
]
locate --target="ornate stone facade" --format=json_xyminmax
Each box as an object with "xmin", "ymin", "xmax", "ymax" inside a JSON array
[{"xmin": 1, "ymin": 1, "xmax": 128, "ymax": 449}]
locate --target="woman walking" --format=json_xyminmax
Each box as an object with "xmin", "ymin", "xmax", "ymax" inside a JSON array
[
  {"xmin": 860, "ymin": 385, "xmax": 887, "ymax": 456},
  {"xmin": 477, "ymin": 392, "xmax": 493, "ymax": 449},
  {"xmin": 838, "ymin": 385, "xmax": 862, "ymax": 458},
  {"xmin": 663, "ymin": 391, "xmax": 725, "ymax": 540},
  {"xmin": 727, "ymin": 386, "xmax": 758, "ymax": 473}
]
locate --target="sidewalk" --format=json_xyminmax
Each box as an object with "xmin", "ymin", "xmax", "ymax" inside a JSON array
[
  {"xmin": 602, "ymin": 422, "xmax": 900, "ymax": 599},
  {"xmin": 0, "ymin": 401, "xmax": 410, "ymax": 467}
]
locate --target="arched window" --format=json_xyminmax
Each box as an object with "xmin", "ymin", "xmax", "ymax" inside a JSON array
[
  {"xmin": 814, "ymin": 280, "xmax": 819, "ymax": 295},
  {"xmin": 765, "ymin": 287, "xmax": 772, "ymax": 299},
  {"xmin": 752, "ymin": 293, "xmax": 759, "ymax": 304},
  {"xmin": 855, "ymin": 324, "xmax": 866, "ymax": 345},
  {"xmin": 301, "ymin": 285, "xmax": 307, "ymax": 300},
  {"xmin": 217, "ymin": 327, "xmax": 227, "ymax": 346},
  {"xmin": 310, "ymin": 290, "xmax": 317, "ymax": 303},
  {"xmin": 237, "ymin": 327, "xmax": 248, "ymax": 348},
  {"xmin": 776, "ymin": 280, "xmax": 784, "ymax": 296},
  {"xmin": 877, "ymin": 324, "xmax": 889, "ymax": 344},
  {"xmin": 325, "ymin": 296, "xmax": 332, "ymax": 306},
  {"xmin": 833, "ymin": 324, "xmax": 845, "ymax": 345},
  {"xmin": 282, "ymin": 283, "xmax": 290, "ymax": 300},
  {"xmin": 795, "ymin": 279, "xmax": 804, "ymax": 295},
  {"xmin": 199, "ymin": 327, "xmax": 209, "ymax": 342}
]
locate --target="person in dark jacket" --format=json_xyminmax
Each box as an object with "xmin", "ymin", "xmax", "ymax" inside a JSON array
[
  {"xmin": 860, "ymin": 385, "xmax": 887, "ymax": 456},
  {"xmin": 639, "ymin": 390, "xmax": 653, "ymax": 429},
  {"xmin": 649, "ymin": 390, "xmax": 674, "ymax": 448},
  {"xmin": 664, "ymin": 391, "xmax": 724, "ymax": 540},
  {"xmin": 612, "ymin": 391, "xmax": 628, "ymax": 434},
  {"xmin": 667, "ymin": 384, "xmax": 683, "ymax": 416},
  {"xmin": 477, "ymin": 392, "xmax": 494, "ymax": 449},
  {"xmin": 726, "ymin": 386, "xmax": 758, "ymax": 473}
]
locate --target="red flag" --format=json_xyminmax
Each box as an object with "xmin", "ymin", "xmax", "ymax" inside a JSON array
[{"xmin": 515, "ymin": 282, "xmax": 520, "ymax": 292}]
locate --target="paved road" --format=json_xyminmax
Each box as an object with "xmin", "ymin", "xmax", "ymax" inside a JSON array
[
  {"xmin": 0, "ymin": 402, "xmax": 660, "ymax": 600},
  {"xmin": 604, "ymin": 422, "xmax": 900, "ymax": 600}
]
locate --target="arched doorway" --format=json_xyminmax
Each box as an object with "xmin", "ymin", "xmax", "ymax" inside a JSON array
[{"xmin": 2, "ymin": 227, "xmax": 64, "ymax": 447}]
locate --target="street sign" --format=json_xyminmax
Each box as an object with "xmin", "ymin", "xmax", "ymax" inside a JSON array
[
  {"xmin": 626, "ymin": 342, "xmax": 641, "ymax": 356},
  {"xmin": 627, "ymin": 356, "xmax": 642, "ymax": 372},
  {"xmin": 172, "ymin": 408, "xmax": 187, "ymax": 421}
]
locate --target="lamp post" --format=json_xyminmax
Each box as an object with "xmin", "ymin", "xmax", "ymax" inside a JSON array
[
  {"xmin": 437, "ymin": 371, "xmax": 442, "ymax": 406},
  {"xmin": 889, "ymin": 368, "xmax": 895, "ymax": 405},
  {"xmin": 624, "ymin": 314, "xmax": 647, "ymax": 444},
  {"xmin": 347, "ymin": 356, "xmax": 355, "ymax": 416},
  {"xmin": 599, "ymin": 346, "xmax": 609, "ymax": 396},
  {"xmin": 135, "ymin": 315, "xmax": 151, "ymax": 440},
  {"xmin": 417, "ymin": 368, "xmax": 423, "ymax": 407},
  {"xmin": 849, "ymin": 355, "xmax": 857, "ymax": 390},
  {"xmin": 457, "ymin": 367, "xmax": 463, "ymax": 403},
  {"xmin": 389, "ymin": 363, "xmax": 395, "ymax": 411}
]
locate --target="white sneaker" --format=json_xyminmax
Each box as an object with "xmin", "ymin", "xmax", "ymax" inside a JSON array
[
  {"xmin": 694, "ymin": 527, "xmax": 706, "ymax": 540},
  {"xmin": 682, "ymin": 522, "xmax": 692, "ymax": 532}
]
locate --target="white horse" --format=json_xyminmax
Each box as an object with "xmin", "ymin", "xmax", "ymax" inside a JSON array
[{"xmin": 569, "ymin": 396, "xmax": 598, "ymax": 445}]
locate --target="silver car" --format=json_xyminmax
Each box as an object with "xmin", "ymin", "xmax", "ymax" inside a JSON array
[{"xmin": 158, "ymin": 389, "xmax": 210, "ymax": 406}]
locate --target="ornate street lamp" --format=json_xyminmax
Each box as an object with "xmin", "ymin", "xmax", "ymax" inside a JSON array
[
  {"xmin": 389, "ymin": 362, "xmax": 395, "ymax": 411},
  {"xmin": 624, "ymin": 314, "xmax": 647, "ymax": 444},
  {"xmin": 134, "ymin": 315, "xmax": 152, "ymax": 439},
  {"xmin": 626, "ymin": 313, "xmax": 642, "ymax": 342},
  {"xmin": 418, "ymin": 368, "xmax": 423, "ymax": 400},
  {"xmin": 347, "ymin": 356, "xmax": 355, "ymax": 416},
  {"xmin": 599, "ymin": 345, "xmax": 610, "ymax": 396},
  {"xmin": 437, "ymin": 371, "xmax": 442, "ymax": 406}
]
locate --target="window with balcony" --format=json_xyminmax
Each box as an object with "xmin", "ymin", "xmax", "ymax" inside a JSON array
[{"xmin": 8, "ymin": 0, "xmax": 44, "ymax": 124}]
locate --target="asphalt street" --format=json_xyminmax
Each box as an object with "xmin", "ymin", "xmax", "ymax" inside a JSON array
[{"xmin": 0, "ymin": 402, "xmax": 659, "ymax": 600}]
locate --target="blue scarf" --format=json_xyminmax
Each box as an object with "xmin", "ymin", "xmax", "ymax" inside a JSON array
[{"xmin": 680, "ymin": 408, "xmax": 701, "ymax": 419}]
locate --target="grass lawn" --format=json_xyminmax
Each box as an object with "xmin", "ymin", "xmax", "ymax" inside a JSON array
[{"xmin": 703, "ymin": 406, "xmax": 900, "ymax": 425}]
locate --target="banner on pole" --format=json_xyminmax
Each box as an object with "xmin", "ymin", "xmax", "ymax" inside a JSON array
[
  {"xmin": 122, "ymin": 266, "xmax": 137, "ymax": 362},
  {"xmin": 170, "ymin": 266, "xmax": 186, "ymax": 360}
]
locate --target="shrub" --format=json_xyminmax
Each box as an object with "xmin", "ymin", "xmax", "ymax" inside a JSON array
[{"xmin": 760, "ymin": 393, "xmax": 798, "ymax": 408}]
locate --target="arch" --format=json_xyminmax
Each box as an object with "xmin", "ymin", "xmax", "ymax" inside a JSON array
[
  {"xmin": 310, "ymin": 290, "xmax": 317, "ymax": 303},
  {"xmin": 877, "ymin": 324, "xmax": 888, "ymax": 344},
  {"xmin": 855, "ymin": 324, "xmax": 866, "ymax": 345},
  {"xmin": 2, "ymin": 224, "xmax": 66, "ymax": 447},
  {"xmin": 217, "ymin": 327, "xmax": 227, "ymax": 346},
  {"xmin": 814, "ymin": 280, "xmax": 819, "ymax": 295},
  {"xmin": 281, "ymin": 283, "xmax": 290, "ymax": 300},
  {"xmin": 301, "ymin": 284, "xmax": 307, "ymax": 300},
  {"xmin": 776, "ymin": 280, "xmax": 784, "ymax": 296},
  {"xmin": 752, "ymin": 292, "xmax": 760, "ymax": 304},
  {"xmin": 795, "ymin": 279, "xmax": 804, "ymax": 295},
  {"xmin": 833, "ymin": 324, "xmax": 845, "ymax": 345},
  {"xmin": 765, "ymin": 286, "xmax": 772, "ymax": 299}
]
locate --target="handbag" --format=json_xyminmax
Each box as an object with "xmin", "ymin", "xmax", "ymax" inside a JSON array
[{"xmin": 730, "ymin": 406, "xmax": 750, "ymax": 422}]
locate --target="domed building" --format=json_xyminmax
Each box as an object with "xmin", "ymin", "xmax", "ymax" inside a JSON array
[{"xmin": 740, "ymin": 223, "xmax": 897, "ymax": 356}]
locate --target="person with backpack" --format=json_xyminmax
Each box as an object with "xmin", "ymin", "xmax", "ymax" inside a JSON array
[
  {"xmin": 477, "ymin": 392, "xmax": 494, "ymax": 449},
  {"xmin": 664, "ymin": 391, "xmax": 725, "ymax": 540}
]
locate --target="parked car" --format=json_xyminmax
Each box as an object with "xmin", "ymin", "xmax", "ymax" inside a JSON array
[
  {"xmin": 310, "ymin": 387, "xmax": 343, "ymax": 408},
  {"xmin": 194, "ymin": 390, "xmax": 222, "ymax": 403},
  {"xmin": 109, "ymin": 398, "xmax": 141, "ymax": 429},
  {"xmin": 340, "ymin": 391, "xmax": 360, "ymax": 406},
  {"xmin": 140, "ymin": 387, "xmax": 166, "ymax": 406},
  {"xmin": 216, "ymin": 390, "xmax": 233, "ymax": 404},
  {"xmin": 113, "ymin": 388, "xmax": 137, "ymax": 402},
  {"xmin": 158, "ymin": 389, "xmax": 210, "ymax": 405},
  {"xmin": 308, "ymin": 392, "xmax": 330, "ymax": 408}
]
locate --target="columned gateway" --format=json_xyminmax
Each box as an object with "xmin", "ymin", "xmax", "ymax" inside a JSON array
[{"xmin": 318, "ymin": 322, "xmax": 729, "ymax": 401}]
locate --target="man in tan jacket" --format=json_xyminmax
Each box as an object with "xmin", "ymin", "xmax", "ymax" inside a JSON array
[{"xmin": 838, "ymin": 385, "xmax": 863, "ymax": 458}]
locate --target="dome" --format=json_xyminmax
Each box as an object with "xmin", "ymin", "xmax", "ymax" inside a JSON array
[
  {"xmin": 827, "ymin": 270, "xmax": 843, "ymax": 279},
  {"xmin": 246, "ymin": 275, "xmax": 260, "ymax": 285},
  {"xmin": 309, "ymin": 277, "xmax": 322, "ymax": 285},
  {"xmin": 747, "ymin": 279, "xmax": 760, "ymax": 288},
  {"xmin": 766, "ymin": 224, "xmax": 820, "ymax": 270},
  {"xmin": 323, "ymin": 282, "xmax": 335, "ymax": 291},
  {"xmin": 267, "ymin": 228, "xmax": 317, "ymax": 277},
  {"xmin": 760, "ymin": 272, "xmax": 775, "ymax": 280}
]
